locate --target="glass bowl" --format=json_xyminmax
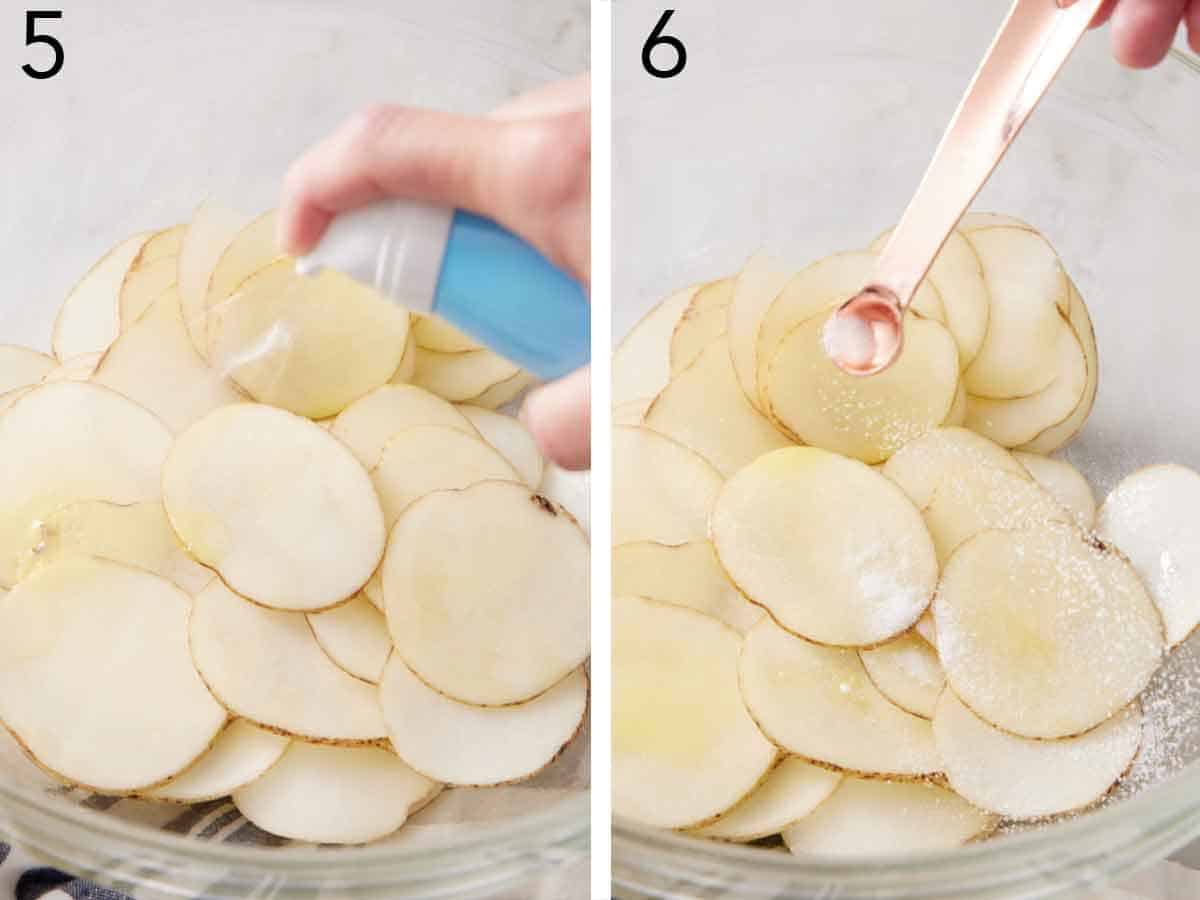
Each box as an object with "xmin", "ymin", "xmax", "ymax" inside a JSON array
[
  {"xmin": 0, "ymin": 2, "xmax": 588, "ymax": 897},
  {"xmin": 613, "ymin": 2, "xmax": 1200, "ymax": 896}
]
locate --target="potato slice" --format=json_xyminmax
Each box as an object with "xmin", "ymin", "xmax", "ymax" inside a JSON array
[
  {"xmin": 147, "ymin": 720, "xmax": 289, "ymax": 804},
  {"xmin": 232, "ymin": 742, "xmax": 437, "ymax": 844},
  {"xmin": 381, "ymin": 658, "xmax": 586, "ymax": 786},
  {"xmin": 915, "ymin": 611, "xmax": 937, "ymax": 648},
  {"xmin": 923, "ymin": 467, "xmax": 1069, "ymax": 563},
  {"xmin": 539, "ymin": 462, "xmax": 590, "ymax": 535},
  {"xmin": 871, "ymin": 227, "xmax": 990, "ymax": 366},
  {"xmin": 1013, "ymin": 451, "xmax": 1096, "ymax": 527},
  {"xmin": 307, "ymin": 594, "xmax": 391, "ymax": 684},
  {"xmin": 52, "ymin": 232, "xmax": 150, "ymax": 361},
  {"xmin": 363, "ymin": 570, "xmax": 384, "ymax": 611},
  {"xmin": 469, "ymin": 369, "xmax": 536, "ymax": 409},
  {"xmin": 384, "ymin": 480, "xmax": 589, "ymax": 706},
  {"xmin": 410, "ymin": 347, "xmax": 519, "ymax": 403},
  {"xmin": 93, "ymin": 289, "xmax": 244, "ymax": 433},
  {"xmin": 330, "ymin": 383, "xmax": 477, "ymax": 469},
  {"xmin": 965, "ymin": 320, "xmax": 1087, "ymax": 447},
  {"xmin": 613, "ymin": 425, "xmax": 722, "ymax": 546},
  {"xmin": 18, "ymin": 500, "xmax": 212, "ymax": 595},
  {"xmin": 613, "ymin": 398, "xmax": 651, "ymax": 426},
  {"xmin": 645, "ymin": 342, "xmax": 793, "ymax": 476},
  {"xmin": 727, "ymin": 253, "xmax": 791, "ymax": 408},
  {"xmin": 43, "ymin": 352, "xmax": 102, "ymax": 382},
  {"xmin": 457, "ymin": 405, "xmax": 544, "ymax": 488},
  {"xmin": 712, "ymin": 447, "xmax": 935, "ymax": 647},
  {"xmin": 178, "ymin": 202, "xmax": 252, "ymax": 357},
  {"xmin": 945, "ymin": 380, "xmax": 967, "ymax": 426},
  {"xmin": 962, "ymin": 226, "xmax": 1070, "ymax": 399},
  {"xmin": 139, "ymin": 223, "xmax": 186, "ymax": 264},
  {"xmin": 1019, "ymin": 280, "xmax": 1098, "ymax": 453},
  {"xmin": 860, "ymin": 632, "xmax": 945, "ymax": 719},
  {"xmin": 766, "ymin": 313, "xmax": 959, "ymax": 462},
  {"xmin": 934, "ymin": 692, "xmax": 1140, "ymax": 820},
  {"xmin": 1097, "ymin": 464, "xmax": 1200, "ymax": 648},
  {"xmin": 413, "ymin": 315, "xmax": 482, "ymax": 353},
  {"xmin": 205, "ymin": 210, "xmax": 281, "ymax": 319},
  {"xmin": 782, "ymin": 778, "xmax": 996, "ymax": 857},
  {"xmin": 936, "ymin": 523, "xmax": 1164, "ymax": 738},
  {"xmin": 190, "ymin": 580, "xmax": 388, "ymax": 742},
  {"xmin": 391, "ymin": 327, "xmax": 418, "ymax": 384},
  {"xmin": 959, "ymin": 211, "xmax": 1035, "ymax": 233},
  {"xmin": 371, "ymin": 425, "xmax": 518, "ymax": 527},
  {"xmin": 0, "ymin": 556, "xmax": 225, "ymax": 793},
  {"xmin": 669, "ymin": 278, "xmax": 734, "ymax": 374},
  {"xmin": 612, "ymin": 540, "xmax": 762, "ymax": 634},
  {"xmin": 692, "ymin": 758, "xmax": 842, "ymax": 842},
  {"xmin": 882, "ymin": 426, "xmax": 1029, "ymax": 509},
  {"xmin": 613, "ymin": 284, "xmax": 699, "ymax": 406},
  {"xmin": 0, "ymin": 346, "xmax": 54, "ymax": 393},
  {"xmin": 739, "ymin": 618, "xmax": 941, "ymax": 776},
  {"xmin": 163, "ymin": 404, "xmax": 385, "ymax": 611},
  {"xmin": 208, "ymin": 261, "xmax": 410, "ymax": 419},
  {"xmin": 118, "ymin": 256, "xmax": 178, "ymax": 331},
  {"xmin": 0, "ymin": 382, "xmax": 171, "ymax": 587},
  {"xmin": 614, "ymin": 595, "xmax": 776, "ymax": 829}
]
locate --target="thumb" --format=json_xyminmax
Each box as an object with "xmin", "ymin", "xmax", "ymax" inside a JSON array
[{"xmin": 520, "ymin": 367, "xmax": 591, "ymax": 471}]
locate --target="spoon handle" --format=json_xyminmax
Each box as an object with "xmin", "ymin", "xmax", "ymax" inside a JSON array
[{"xmin": 874, "ymin": 0, "xmax": 1104, "ymax": 310}]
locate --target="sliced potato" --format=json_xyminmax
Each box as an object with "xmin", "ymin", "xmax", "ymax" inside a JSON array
[
  {"xmin": 613, "ymin": 426, "xmax": 722, "ymax": 546},
  {"xmin": 612, "ymin": 540, "xmax": 762, "ymax": 634},
  {"xmin": 308, "ymin": 594, "xmax": 391, "ymax": 684},
  {"xmin": 457, "ymin": 405, "xmax": 544, "ymax": 488},
  {"xmin": 93, "ymin": 289, "xmax": 244, "ymax": 433},
  {"xmin": 410, "ymin": 347, "xmax": 519, "ymax": 403},
  {"xmin": 413, "ymin": 315, "xmax": 482, "ymax": 353},
  {"xmin": 614, "ymin": 595, "xmax": 776, "ymax": 829},
  {"xmin": 381, "ymin": 657, "xmax": 587, "ymax": 786},
  {"xmin": 765, "ymin": 313, "xmax": 959, "ymax": 463},
  {"xmin": 669, "ymin": 278, "xmax": 734, "ymax": 374},
  {"xmin": 727, "ymin": 253, "xmax": 792, "ymax": 408},
  {"xmin": 0, "ymin": 556, "xmax": 225, "ymax": 793},
  {"xmin": 782, "ymin": 778, "xmax": 996, "ymax": 857},
  {"xmin": 118, "ymin": 256, "xmax": 178, "ymax": 331},
  {"xmin": 205, "ymin": 210, "xmax": 281, "ymax": 319},
  {"xmin": 138, "ymin": 223, "xmax": 186, "ymax": 264},
  {"xmin": 189, "ymin": 580, "xmax": 388, "ymax": 742},
  {"xmin": 692, "ymin": 758, "xmax": 842, "ymax": 842},
  {"xmin": 390, "ymin": 327, "xmax": 418, "ymax": 384},
  {"xmin": 645, "ymin": 341, "xmax": 793, "ymax": 476},
  {"xmin": 882, "ymin": 426, "xmax": 1029, "ymax": 510},
  {"xmin": 959, "ymin": 211, "xmax": 1035, "ymax": 233},
  {"xmin": 383, "ymin": 480, "xmax": 589, "ymax": 706},
  {"xmin": 539, "ymin": 462, "xmax": 590, "ymax": 535},
  {"xmin": 860, "ymin": 632, "xmax": 945, "ymax": 719},
  {"xmin": 613, "ymin": 284, "xmax": 699, "ymax": 406},
  {"xmin": 43, "ymin": 352, "xmax": 102, "ymax": 382},
  {"xmin": 330, "ymin": 383, "xmax": 477, "ymax": 469},
  {"xmin": 739, "ymin": 618, "xmax": 941, "ymax": 776},
  {"xmin": 363, "ymin": 570, "xmax": 384, "ymax": 611},
  {"xmin": 178, "ymin": 202, "xmax": 252, "ymax": 357},
  {"xmin": 1097, "ymin": 464, "xmax": 1200, "ymax": 648},
  {"xmin": 371, "ymin": 425, "xmax": 518, "ymax": 527},
  {"xmin": 934, "ymin": 692, "xmax": 1140, "ymax": 820},
  {"xmin": 936, "ymin": 523, "xmax": 1164, "ymax": 738},
  {"xmin": 613, "ymin": 398, "xmax": 651, "ymax": 425},
  {"xmin": 52, "ymin": 232, "xmax": 150, "ymax": 361},
  {"xmin": 0, "ymin": 346, "xmax": 55, "ymax": 393},
  {"xmin": 962, "ymin": 226, "xmax": 1069, "ymax": 399},
  {"xmin": 945, "ymin": 380, "xmax": 967, "ymax": 426},
  {"xmin": 711, "ymin": 447, "xmax": 935, "ymax": 647},
  {"xmin": 147, "ymin": 720, "xmax": 289, "ymax": 803},
  {"xmin": 232, "ymin": 742, "xmax": 437, "ymax": 844},
  {"xmin": 0, "ymin": 382, "xmax": 171, "ymax": 587},
  {"xmin": 208, "ymin": 261, "xmax": 411, "ymax": 419},
  {"xmin": 163, "ymin": 404, "xmax": 385, "ymax": 611},
  {"xmin": 1013, "ymin": 451, "xmax": 1096, "ymax": 527},
  {"xmin": 469, "ymin": 369, "xmax": 536, "ymax": 409},
  {"xmin": 915, "ymin": 611, "xmax": 937, "ymax": 648}
]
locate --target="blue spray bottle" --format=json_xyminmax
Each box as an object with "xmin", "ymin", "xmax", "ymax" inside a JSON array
[{"xmin": 295, "ymin": 200, "xmax": 590, "ymax": 381}]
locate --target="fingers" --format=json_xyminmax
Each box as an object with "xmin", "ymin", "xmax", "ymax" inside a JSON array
[
  {"xmin": 520, "ymin": 367, "xmax": 591, "ymax": 471},
  {"xmin": 1091, "ymin": 0, "xmax": 1120, "ymax": 27},
  {"xmin": 491, "ymin": 74, "xmax": 589, "ymax": 121},
  {"xmin": 1110, "ymin": 0, "xmax": 1187, "ymax": 68}
]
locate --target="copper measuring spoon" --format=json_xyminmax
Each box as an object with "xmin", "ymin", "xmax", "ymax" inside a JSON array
[{"xmin": 824, "ymin": 0, "xmax": 1106, "ymax": 375}]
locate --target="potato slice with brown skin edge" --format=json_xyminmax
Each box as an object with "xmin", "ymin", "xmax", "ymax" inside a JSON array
[
  {"xmin": 163, "ymin": 404, "xmax": 385, "ymax": 612},
  {"xmin": 0, "ymin": 556, "xmax": 226, "ymax": 793},
  {"xmin": 52, "ymin": 232, "xmax": 151, "ymax": 361},
  {"xmin": 645, "ymin": 341, "xmax": 793, "ymax": 476},
  {"xmin": 934, "ymin": 692, "xmax": 1141, "ymax": 820},
  {"xmin": 232, "ymin": 742, "xmax": 437, "ymax": 844},
  {"xmin": 307, "ymin": 594, "xmax": 391, "ymax": 684},
  {"xmin": 783, "ymin": 778, "xmax": 996, "ymax": 857},
  {"xmin": 381, "ymin": 658, "xmax": 587, "ymax": 787},
  {"xmin": 540, "ymin": 462, "xmax": 590, "ymax": 535},
  {"xmin": 936, "ymin": 523, "xmax": 1164, "ymax": 738},
  {"xmin": 859, "ymin": 632, "xmax": 945, "ymax": 719},
  {"xmin": 613, "ymin": 425, "xmax": 722, "ymax": 546},
  {"xmin": 614, "ymin": 595, "xmax": 776, "ymax": 829},
  {"xmin": 178, "ymin": 202, "xmax": 252, "ymax": 357},
  {"xmin": 468, "ymin": 369, "xmax": 536, "ymax": 410},
  {"xmin": 331, "ymin": 383, "xmax": 478, "ymax": 469},
  {"xmin": 205, "ymin": 210, "xmax": 281, "ymax": 319},
  {"xmin": 0, "ymin": 382, "xmax": 171, "ymax": 588},
  {"xmin": 410, "ymin": 347, "xmax": 519, "ymax": 403},
  {"xmin": 766, "ymin": 313, "xmax": 959, "ymax": 463},
  {"xmin": 146, "ymin": 720, "xmax": 289, "ymax": 804},
  {"xmin": 712, "ymin": 447, "xmax": 936, "ymax": 647},
  {"xmin": 413, "ymin": 315, "xmax": 482, "ymax": 353},
  {"xmin": 384, "ymin": 480, "xmax": 589, "ymax": 707},
  {"xmin": 456, "ymin": 405, "xmax": 544, "ymax": 488},
  {"xmin": 882, "ymin": 426, "xmax": 1029, "ymax": 510},
  {"xmin": 613, "ymin": 540, "xmax": 762, "ymax": 634},
  {"xmin": 728, "ymin": 253, "xmax": 791, "ymax": 409},
  {"xmin": 614, "ymin": 284, "xmax": 700, "ymax": 406},
  {"xmin": 190, "ymin": 580, "xmax": 388, "ymax": 742},
  {"xmin": 0, "ymin": 346, "xmax": 54, "ymax": 394},
  {"xmin": 1013, "ymin": 451, "xmax": 1096, "ymax": 527},
  {"xmin": 118, "ymin": 256, "xmax": 178, "ymax": 330},
  {"xmin": 739, "ymin": 618, "xmax": 941, "ymax": 776},
  {"xmin": 669, "ymin": 278, "xmax": 734, "ymax": 375},
  {"xmin": 691, "ymin": 757, "xmax": 842, "ymax": 842}
]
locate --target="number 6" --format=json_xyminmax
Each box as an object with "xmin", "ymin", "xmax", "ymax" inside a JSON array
[{"xmin": 642, "ymin": 10, "xmax": 687, "ymax": 80}]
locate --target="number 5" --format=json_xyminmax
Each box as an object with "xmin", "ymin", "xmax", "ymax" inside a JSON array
[
  {"xmin": 642, "ymin": 10, "xmax": 687, "ymax": 79},
  {"xmin": 23, "ymin": 10, "xmax": 64, "ymax": 80}
]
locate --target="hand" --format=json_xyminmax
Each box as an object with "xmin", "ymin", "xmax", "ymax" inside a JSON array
[
  {"xmin": 1085, "ymin": 0, "xmax": 1200, "ymax": 68},
  {"xmin": 277, "ymin": 75, "xmax": 591, "ymax": 470}
]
